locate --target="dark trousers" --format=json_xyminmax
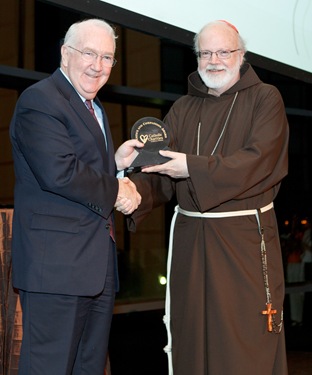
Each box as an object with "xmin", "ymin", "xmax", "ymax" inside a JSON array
[{"xmin": 18, "ymin": 245, "xmax": 115, "ymax": 375}]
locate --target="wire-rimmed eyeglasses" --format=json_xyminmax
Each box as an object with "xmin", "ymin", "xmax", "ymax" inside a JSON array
[
  {"xmin": 196, "ymin": 49, "xmax": 241, "ymax": 60},
  {"xmin": 67, "ymin": 46, "xmax": 117, "ymax": 67}
]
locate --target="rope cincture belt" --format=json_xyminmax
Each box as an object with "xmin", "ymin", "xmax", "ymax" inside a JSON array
[
  {"xmin": 178, "ymin": 201, "xmax": 273, "ymax": 218},
  {"xmin": 163, "ymin": 201, "xmax": 283, "ymax": 375}
]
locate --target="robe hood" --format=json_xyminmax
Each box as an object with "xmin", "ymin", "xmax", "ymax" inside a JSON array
[{"xmin": 187, "ymin": 63, "xmax": 262, "ymax": 98}]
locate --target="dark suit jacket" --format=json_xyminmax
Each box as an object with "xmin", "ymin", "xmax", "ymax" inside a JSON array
[{"xmin": 10, "ymin": 68, "xmax": 119, "ymax": 296}]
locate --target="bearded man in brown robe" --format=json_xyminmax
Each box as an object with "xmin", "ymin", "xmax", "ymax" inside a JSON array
[{"xmin": 127, "ymin": 20, "xmax": 289, "ymax": 375}]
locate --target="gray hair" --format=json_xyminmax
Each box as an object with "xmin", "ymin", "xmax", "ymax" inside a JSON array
[
  {"xmin": 63, "ymin": 18, "xmax": 117, "ymax": 50},
  {"xmin": 193, "ymin": 20, "xmax": 247, "ymax": 55}
]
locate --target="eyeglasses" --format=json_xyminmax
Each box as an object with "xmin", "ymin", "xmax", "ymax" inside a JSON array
[
  {"xmin": 67, "ymin": 46, "xmax": 117, "ymax": 67},
  {"xmin": 196, "ymin": 49, "xmax": 241, "ymax": 60}
]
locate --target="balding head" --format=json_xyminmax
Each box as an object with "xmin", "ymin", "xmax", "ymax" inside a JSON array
[{"xmin": 194, "ymin": 20, "xmax": 246, "ymax": 55}]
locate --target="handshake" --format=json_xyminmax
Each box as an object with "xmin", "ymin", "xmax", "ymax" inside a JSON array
[
  {"xmin": 114, "ymin": 130, "xmax": 189, "ymax": 215},
  {"xmin": 114, "ymin": 177, "xmax": 141, "ymax": 215},
  {"xmin": 114, "ymin": 139, "xmax": 143, "ymax": 215}
]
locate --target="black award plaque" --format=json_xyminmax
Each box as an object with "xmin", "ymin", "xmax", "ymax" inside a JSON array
[{"xmin": 128, "ymin": 117, "xmax": 171, "ymax": 171}]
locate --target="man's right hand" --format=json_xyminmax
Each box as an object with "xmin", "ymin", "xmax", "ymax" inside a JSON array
[{"xmin": 114, "ymin": 177, "xmax": 141, "ymax": 215}]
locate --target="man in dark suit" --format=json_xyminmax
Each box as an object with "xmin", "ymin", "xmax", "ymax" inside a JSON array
[{"xmin": 9, "ymin": 18, "xmax": 141, "ymax": 375}]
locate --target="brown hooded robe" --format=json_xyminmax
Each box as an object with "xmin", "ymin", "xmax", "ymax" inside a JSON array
[{"xmin": 129, "ymin": 63, "xmax": 289, "ymax": 375}]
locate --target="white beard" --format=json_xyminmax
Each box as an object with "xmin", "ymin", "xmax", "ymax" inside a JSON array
[{"xmin": 198, "ymin": 61, "xmax": 241, "ymax": 90}]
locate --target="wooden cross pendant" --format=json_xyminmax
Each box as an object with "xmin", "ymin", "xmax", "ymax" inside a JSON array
[{"xmin": 262, "ymin": 303, "xmax": 277, "ymax": 332}]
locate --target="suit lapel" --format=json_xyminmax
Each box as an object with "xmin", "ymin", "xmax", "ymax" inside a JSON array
[
  {"xmin": 52, "ymin": 69, "xmax": 116, "ymax": 175},
  {"xmin": 94, "ymin": 98, "xmax": 116, "ymax": 176}
]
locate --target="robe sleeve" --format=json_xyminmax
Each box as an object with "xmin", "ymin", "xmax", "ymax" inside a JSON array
[{"xmin": 127, "ymin": 172, "xmax": 175, "ymax": 232}]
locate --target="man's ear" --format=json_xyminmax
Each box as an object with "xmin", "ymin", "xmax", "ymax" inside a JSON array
[{"xmin": 61, "ymin": 45, "xmax": 68, "ymax": 67}]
